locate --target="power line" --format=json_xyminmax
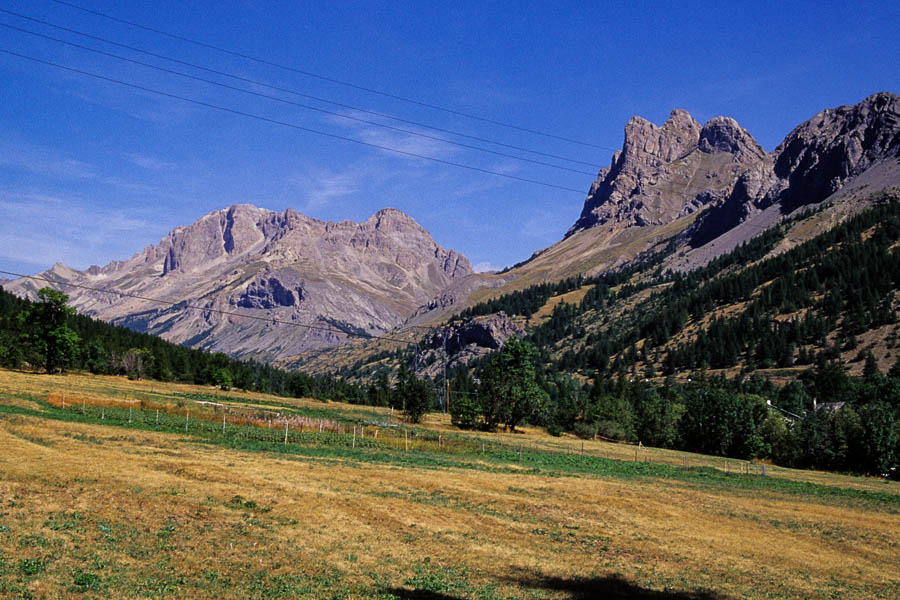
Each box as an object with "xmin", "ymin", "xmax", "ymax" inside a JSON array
[
  {"xmin": 0, "ymin": 9, "xmax": 605, "ymax": 170},
  {"xmin": 0, "ymin": 269, "xmax": 421, "ymax": 346},
  {"xmin": 51, "ymin": 0, "xmax": 613, "ymax": 150},
  {"xmin": 0, "ymin": 48, "xmax": 589, "ymax": 194},
  {"xmin": 0, "ymin": 21, "xmax": 595, "ymax": 177}
]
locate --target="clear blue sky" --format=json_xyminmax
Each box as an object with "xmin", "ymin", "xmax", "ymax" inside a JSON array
[{"xmin": 1, "ymin": 0, "xmax": 897, "ymax": 276}]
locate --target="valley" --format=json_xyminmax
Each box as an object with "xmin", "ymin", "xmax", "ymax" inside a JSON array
[
  {"xmin": 1, "ymin": 369, "xmax": 898, "ymax": 599},
  {"xmin": 3, "ymin": 0, "xmax": 900, "ymax": 597}
]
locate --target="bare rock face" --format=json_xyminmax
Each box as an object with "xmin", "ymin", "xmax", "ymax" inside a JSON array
[
  {"xmin": 569, "ymin": 109, "xmax": 762, "ymax": 234},
  {"xmin": 767, "ymin": 91, "xmax": 900, "ymax": 211},
  {"xmin": 237, "ymin": 272, "xmax": 304, "ymax": 310},
  {"xmin": 561, "ymin": 92, "xmax": 899, "ymax": 265},
  {"xmin": 689, "ymin": 92, "xmax": 900, "ymax": 246},
  {"xmin": 419, "ymin": 312, "xmax": 525, "ymax": 377},
  {"xmin": 6, "ymin": 205, "xmax": 473, "ymax": 361},
  {"xmin": 698, "ymin": 117, "xmax": 766, "ymax": 162},
  {"xmin": 433, "ymin": 312, "xmax": 524, "ymax": 354}
]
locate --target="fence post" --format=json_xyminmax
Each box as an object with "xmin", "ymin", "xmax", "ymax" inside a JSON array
[
  {"xmin": 353, "ymin": 427, "xmax": 356, "ymax": 449},
  {"xmin": 581, "ymin": 441, "xmax": 584, "ymax": 459},
  {"xmin": 128, "ymin": 406, "xmax": 132, "ymax": 423},
  {"xmin": 101, "ymin": 408, "xmax": 104, "ymax": 420},
  {"xmin": 156, "ymin": 409, "xmax": 159, "ymax": 425},
  {"xmin": 405, "ymin": 429, "xmax": 408, "ymax": 451},
  {"xmin": 284, "ymin": 421, "xmax": 288, "ymax": 445},
  {"xmin": 223, "ymin": 411, "xmax": 226, "ymax": 435},
  {"xmin": 185, "ymin": 411, "xmax": 189, "ymax": 432}
]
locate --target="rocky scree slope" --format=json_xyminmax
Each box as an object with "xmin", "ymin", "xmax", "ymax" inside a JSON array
[
  {"xmin": 686, "ymin": 91, "xmax": 900, "ymax": 251},
  {"xmin": 6, "ymin": 205, "xmax": 472, "ymax": 360}
]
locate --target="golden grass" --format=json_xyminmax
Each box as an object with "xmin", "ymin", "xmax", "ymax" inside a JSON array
[
  {"xmin": 1, "ymin": 369, "xmax": 899, "ymax": 599},
  {"xmin": 528, "ymin": 286, "xmax": 593, "ymax": 327}
]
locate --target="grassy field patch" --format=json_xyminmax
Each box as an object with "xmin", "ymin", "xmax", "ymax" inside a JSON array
[{"xmin": 1, "ymin": 369, "xmax": 898, "ymax": 598}]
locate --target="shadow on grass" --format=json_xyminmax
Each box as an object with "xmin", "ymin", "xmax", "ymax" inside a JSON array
[
  {"xmin": 384, "ymin": 572, "xmax": 729, "ymax": 600},
  {"xmin": 383, "ymin": 575, "xmax": 728, "ymax": 600},
  {"xmin": 508, "ymin": 572, "xmax": 730, "ymax": 599}
]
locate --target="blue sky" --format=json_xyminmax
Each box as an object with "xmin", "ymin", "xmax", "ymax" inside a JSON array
[{"xmin": 1, "ymin": 0, "xmax": 897, "ymax": 276}]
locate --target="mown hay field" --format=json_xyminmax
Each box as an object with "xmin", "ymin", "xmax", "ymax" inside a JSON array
[{"xmin": 0, "ymin": 368, "xmax": 898, "ymax": 599}]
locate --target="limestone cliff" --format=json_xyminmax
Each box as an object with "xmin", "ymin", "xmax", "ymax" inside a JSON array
[{"xmin": 6, "ymin": 205, "xmax": 473, "ymax": 360}]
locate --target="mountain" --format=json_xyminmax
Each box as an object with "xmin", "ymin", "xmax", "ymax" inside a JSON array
[
  {"xmin": 297, "ymin": 92, "xmax": 900, "ymax": 376},
  {"xmin": 7, "ymin": 93, "xmax": 898, "ymax": 369},
  {"xmin": 411, "ymin": 93, "xmax": 900, "ymax": 315},
  {"xmin": 569, "ymin": 109, "xmax": 765, "ymax": 235},
  {"xmin": 4, "ymin": 205, "xmax": 472, "ymax": 360},
  {"xmin": 685, "ymin": 91, "xmax": 900, "ymax": 252}
]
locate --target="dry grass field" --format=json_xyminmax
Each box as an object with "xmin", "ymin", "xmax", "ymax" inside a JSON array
[{"xmin": 1, "ymin": 369, "xmax": 898, "ymax": 599}]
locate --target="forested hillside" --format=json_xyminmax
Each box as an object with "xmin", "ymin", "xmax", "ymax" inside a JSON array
[
  {"xmin": 0, "ymin": 287, "xmax": 366, "ymax": 403},
  {"xmin": 3, "ymin": 194, "xmax": 899, "ymax": 476},
  {"xmin": 530, "ymin": 190, "xmax": 900, "ymax": 378},
  {"xmin": 325, "ymin": 191, "xmax": 900, "ymax": 476}
]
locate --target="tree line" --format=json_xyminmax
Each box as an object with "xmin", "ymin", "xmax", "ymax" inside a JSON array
[
  {"xmin": 443, "ymin": 337, "xmax": 899, "ymax": 476},
  {"xmin": 3, "ymin": 193, "xmax": 898, "ymax": 477},
  {"xmin": 0, "ymin": 286, "xmax": 367, "ymax": 403}
]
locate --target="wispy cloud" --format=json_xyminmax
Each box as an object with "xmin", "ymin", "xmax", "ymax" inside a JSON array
[
  {"xmin": 127, "ymin": 153, "xmax": 177, "ymax": 171},
  {"xmin": 521, "ymin": 209, "xmax": 569, "ymax": 240},
  {"xmin": 287, "ymin": 166, "xmax": 363, "ymax": 213},
  {"xmin": 0, "ymin": 192, "xmax": 170, "ymax": 271},
  {"xmin": 0, "ymin": 140, "xmax": 97, "ymax": 180},
  {"xmin": 322, "ymin": 110, "xmax": 462, "ymax": 162},
  {"xmin": 473, "ymin": 261, "xmax": 499, "ymax": 273},
  {"xmin": 0, "ymin": 139, "xmax": 179, "ymax": 199}
]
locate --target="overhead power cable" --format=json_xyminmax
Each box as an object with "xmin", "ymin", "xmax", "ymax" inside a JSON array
[
  {"xmin": 0, "ymin": 8, "xmax": 604, "ymax": 170},
  {"xmin": 0, "ymin": 48, "xmax": 588, "ymax": 194},
  {"xmin": 0, "ymin": 21, "xmax": 595, "ymax": 176},
  {"xmin": 0, "ymin": 270, "xmax": 420, "ymax": 346},
  {"xmin": 51, "ymin": 0, "xmax": 613, "ymax": 150}
]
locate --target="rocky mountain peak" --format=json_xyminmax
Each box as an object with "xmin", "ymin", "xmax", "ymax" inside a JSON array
[
  {"xmin": 622, "ymin": 109, "xmax": 702, "ymax": 165},
  {"xmin": 568, "ymin": 108, "xmax": 759, "ymax": 235},
  {"xmin": 568, "ymin": 94, "xmax": 898, "ymax": 243},
  {"xmin": 689, "ymin": 92, "xmax": 900, "ymax": 248},
  {"xmin": 7, "ymin": 204, "xmax": 475, "ymax": 361},
  {"xmin": 367, "ymin": 207, "xmax": 424, "ymax": 233},
  {"xmin": 699, "ymin": 117, "xmax": 766, "ymax": 162},
  {"xmin": 771, "ymin": 91, "xmax": 899, "ymax": 187}
]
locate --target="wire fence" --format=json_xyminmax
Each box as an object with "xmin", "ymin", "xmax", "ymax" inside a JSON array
[{"xmin": 43, "ymin": 391, "xmax": 770, "ymax": 476}]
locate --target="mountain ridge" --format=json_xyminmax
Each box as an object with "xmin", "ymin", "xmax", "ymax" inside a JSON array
[
  {"xmin": 447, "ymin": 92, "xmax": 900, "ymax": 301},
  {"xmin": 5, "ymin": 204, "xmax": 473, "ymax": 360},
  {"xmin": 6, "ymin": 92, "xmax": 899, "ymax": 366},
  {"xmin": 288, "ymin": 92, "xmax": 900, "ymax": 372}
]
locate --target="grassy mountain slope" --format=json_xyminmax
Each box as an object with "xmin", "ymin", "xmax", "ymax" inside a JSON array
[{"xmin": 297, "ymin": 188, "xmax": 900, "ymax": 385}]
